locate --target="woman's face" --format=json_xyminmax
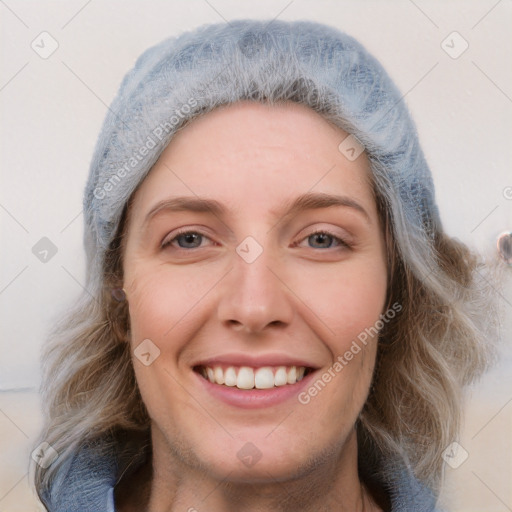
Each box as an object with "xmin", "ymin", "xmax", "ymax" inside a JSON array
[{"xmin": 123, "ymin": 101, "xmax": 388, "ymax": 482}]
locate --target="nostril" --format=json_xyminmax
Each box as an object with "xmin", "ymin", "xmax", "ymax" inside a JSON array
[
  {"xmin": 229, "ymin": 320, "xmax": 245, "ymax": 331},
  {"xmin": 227, "ymin": 320, "xmax": 285, "ymax": 332}
]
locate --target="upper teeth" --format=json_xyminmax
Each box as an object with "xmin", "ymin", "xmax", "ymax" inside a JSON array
[{"xmin": 200, "ymin": 365, "xmax": 306, "ymax": 389}]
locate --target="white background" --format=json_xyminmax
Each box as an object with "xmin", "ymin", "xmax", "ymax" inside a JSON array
[{"xmin": 0, "ymin": 1, "xmax": 511, "ymax": 510}]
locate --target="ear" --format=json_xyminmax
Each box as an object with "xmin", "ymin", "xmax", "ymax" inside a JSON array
[{"xmin": 111, "ymin": 288, "xmax": 127, "ymax": 302}]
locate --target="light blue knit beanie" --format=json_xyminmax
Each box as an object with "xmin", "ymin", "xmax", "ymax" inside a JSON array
[{"xmin": 83, "ymin": 19, "xmax": 441, "ymax": 284}]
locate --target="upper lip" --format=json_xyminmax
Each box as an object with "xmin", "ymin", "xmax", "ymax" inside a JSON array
[{"xmin": 192, "ymin": 353, "xmax": 320, "ymax": 369}]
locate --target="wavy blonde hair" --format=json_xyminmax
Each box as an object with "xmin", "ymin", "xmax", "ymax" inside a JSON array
[{"xmin": 32, "ymin": 105, "xmax": 503, "ymax": 504}]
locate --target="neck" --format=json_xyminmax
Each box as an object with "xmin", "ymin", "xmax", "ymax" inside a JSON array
[{"xmin": 123, "ymin": 426, "xmax": 383, "ymax": 512}]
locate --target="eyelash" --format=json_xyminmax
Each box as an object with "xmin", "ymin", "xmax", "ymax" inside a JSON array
[{"xmin": 161, "ymin": 228, "xmax": 351, "ymax": 251}]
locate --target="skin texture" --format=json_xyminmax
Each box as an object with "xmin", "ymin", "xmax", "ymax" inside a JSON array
[{"xmin": 119, "ymin": 101, "xmax": 388, "ymax": 512}]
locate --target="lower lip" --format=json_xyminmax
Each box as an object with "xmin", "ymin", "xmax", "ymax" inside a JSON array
[{"xmin": 193, "ymin": 370, "xmax": 316, "ymax": 409}]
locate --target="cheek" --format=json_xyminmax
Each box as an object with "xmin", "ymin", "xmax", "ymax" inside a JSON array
[
  {"xmin": 126, "ymin": 265, "xmax": 209, "ymax": 341},
  {"xmin": 126, "ymin": 268, "xmax": 202, "ymax": 417},
  {"xmin": 297, "ymin": 257, "xmax": 387, "ymax": 352},
  {"xmin": 292, "ymin": 256, "xmax": 386, "ymax": 408}
]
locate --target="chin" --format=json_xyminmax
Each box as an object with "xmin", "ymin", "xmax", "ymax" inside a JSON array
[{"xmin": 177, "ymin": 430, "xmax": 332, "ymax": 484}]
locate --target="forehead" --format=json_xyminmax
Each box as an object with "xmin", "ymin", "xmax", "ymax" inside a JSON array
[
  {"xmin": 170, "ymin": 100, "xmax": 358, "ymax": 164},
  {"xmin": 127, "ymin": 100, "xmax": 376, "ymax": 223}
]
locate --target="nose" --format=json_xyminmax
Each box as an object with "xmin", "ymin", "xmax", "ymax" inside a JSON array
[{"xmin": 216, "ymin": 246, "xmax": 294, "ymax": 335}]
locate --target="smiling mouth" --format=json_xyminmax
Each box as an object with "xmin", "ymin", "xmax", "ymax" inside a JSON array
[{"xmin": 193, "ymin": 365, "xmax": 314, "ymax": 390}]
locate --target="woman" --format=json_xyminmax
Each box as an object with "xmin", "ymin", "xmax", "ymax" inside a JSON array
[{"xmin": 33, "ymin": 19, "xmax": 500, "ymax": 511}]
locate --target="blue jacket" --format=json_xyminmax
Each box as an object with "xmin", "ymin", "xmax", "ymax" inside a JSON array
[{"xmin": 40, "ymin": 432, "xmax": 443, "ymax": 511}]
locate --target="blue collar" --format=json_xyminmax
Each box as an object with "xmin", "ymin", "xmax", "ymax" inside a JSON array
[{"xmin": 41, "ymin": 431, "xmax": 441, "ymax": 512}]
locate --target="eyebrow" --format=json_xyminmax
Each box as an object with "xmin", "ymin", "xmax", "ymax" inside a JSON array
[{"xmin": 144, "ymin": 191, "xmax": 371, "ymax": 226}]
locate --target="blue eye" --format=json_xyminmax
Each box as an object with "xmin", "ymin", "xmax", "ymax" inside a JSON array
[
  {"xmin": 161, "ymin": 229, "xmax": 350, "ymax": 252},
  {"xmin": 162, "ymin": 230, "xmax": 211, "ymax": 250},
  {"xmin": 301, "ymin": 231, "xmax": 350, "ymax": 249}
]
